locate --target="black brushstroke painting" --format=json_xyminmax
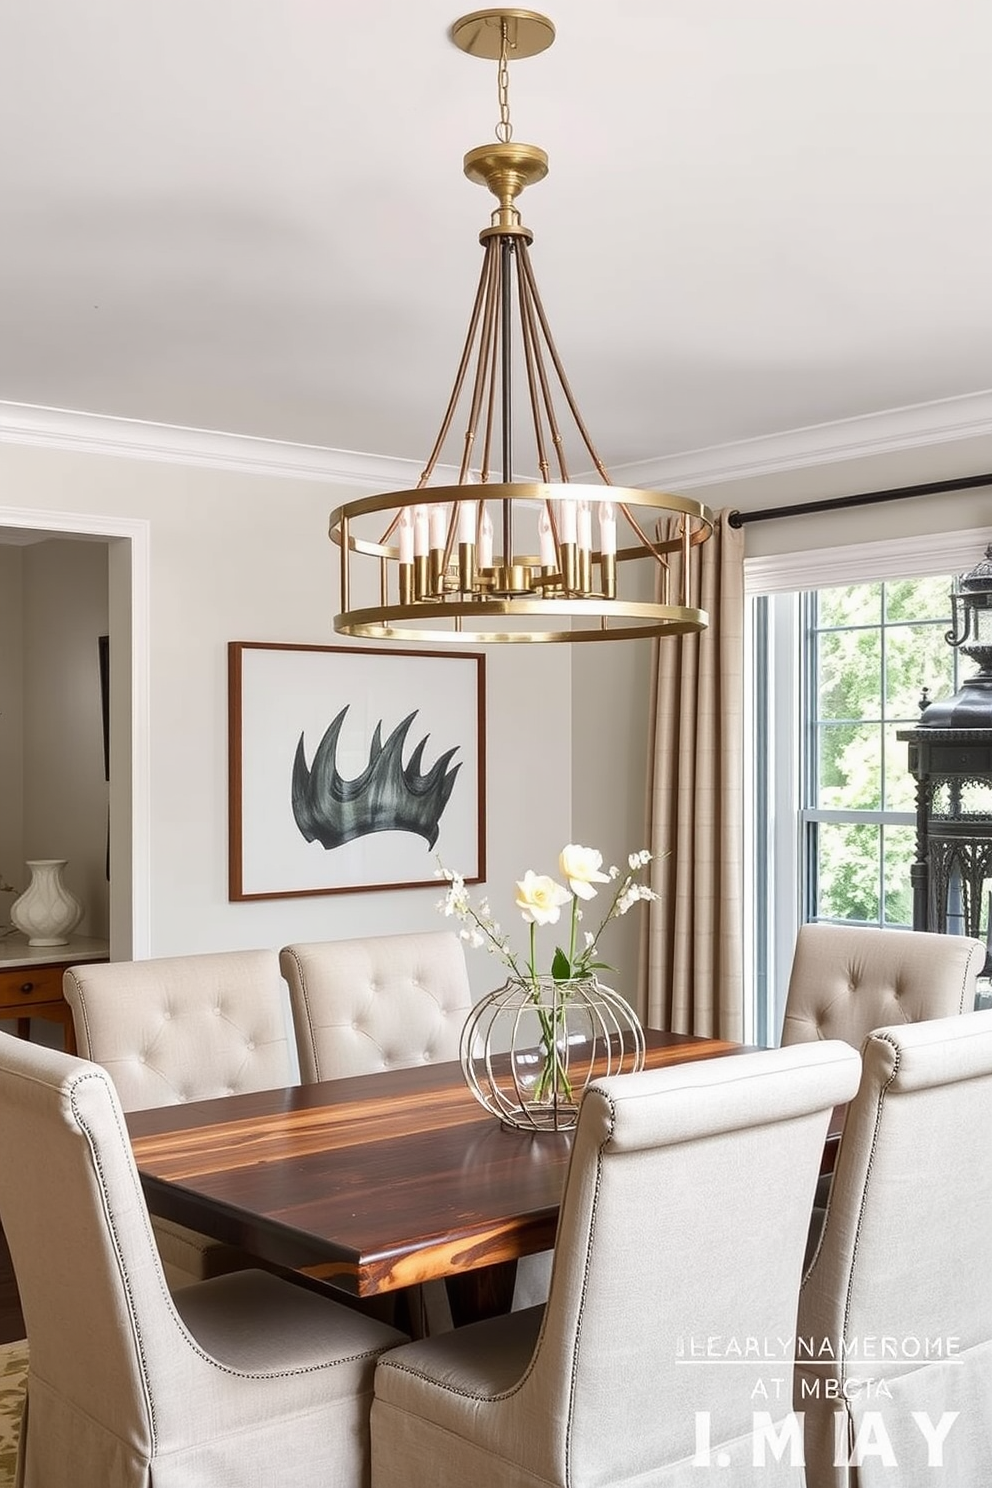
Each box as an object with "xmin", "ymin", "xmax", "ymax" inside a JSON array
[{"xmin": 291, "ymin": 706, "xmax": 461, "ymax": 851}]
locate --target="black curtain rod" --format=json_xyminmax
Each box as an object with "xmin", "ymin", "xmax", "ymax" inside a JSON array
[{"xmin": 727, "ymin": 472, "xmax": 992, "ymax": 529}]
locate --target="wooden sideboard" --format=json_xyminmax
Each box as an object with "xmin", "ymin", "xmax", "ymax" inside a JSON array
[{"xmin": 0, "ymin": 935, "xmax": 110, "ymax": 1054}]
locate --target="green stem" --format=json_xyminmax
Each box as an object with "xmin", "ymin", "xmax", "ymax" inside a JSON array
[{"xmin": 531, "ymin": 984, "xmax": 573, "ymax": 1103}]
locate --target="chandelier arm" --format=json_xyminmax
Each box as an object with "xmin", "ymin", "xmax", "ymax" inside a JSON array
[
  {"xmin": 440, "ymin": 239, "xmax": 502, "ymax": 566},
  {"xmin": 619, "ymin": 502, "xmax": 676, "ymax": 578},
  {"xmin": 499, "ymin": 235, "xmax": 514, "ymax": 561},
  {"xmin": 415, "ymin": 242, "xmax": 496, "ymax": 492},
  {"xmin": 680, "ymin": 514, "xmax": 691, "ymax": 606},
  {"xmin": 463, "ymin": 239, "xmax": 502, "ymax": 476},
  {"xmin": 517, "ymin": 240, "xmax": 613, "ymax": 485},
  {"xmin": 518, "ymin": 252, "xmax": 570, "ymax": 482},
  {"xmin": 443, "ymin": 242, "xmax": 505, "ymax": 574},
  {"xmin": 516, "ymin": 244, "xmax": 554, "ymax": 485},
  {"xmin": 481, "ymin": 258, "xmax": 500, "ymax": 485}
]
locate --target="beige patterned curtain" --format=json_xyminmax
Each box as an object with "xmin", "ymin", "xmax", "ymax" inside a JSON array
[{"xmin": 644, "ymin": 509, "xmax": 745, "ymax": 1038}]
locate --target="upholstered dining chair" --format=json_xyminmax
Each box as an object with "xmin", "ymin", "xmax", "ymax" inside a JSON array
[
  {"xmin": 797, "ymin": 1009, "xmax": 992, "ymax": 1488},
  {"xmin": 63, "ymin": 948, "xmax": 296, "ymax": 1289},
  {"xmin": 280, "ymin": 931, "xmax": 472, "ymax": 1081},
  {"xmin": 280, "ymin": 930, "xmax": 514, "ymax": 1331},
  {"xmin": 0, "ymin": 1031, "xmax": 406, "ymax": 1488},
  {"xmin": 370, "ymin": 1040, "xmax": 863, "ymax": 1488},
  {"xmin": 780, "ymin": 922, "xmax": 985, "ymax": 1050},
  {"xmin": 782, "ymin": 923, "xmax": 985, "ymax": 1228}
]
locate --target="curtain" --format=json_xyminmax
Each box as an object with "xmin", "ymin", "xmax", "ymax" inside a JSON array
[{"xmin": 644, "ymin": 509, "xmax": 745, "ymax": 1038}]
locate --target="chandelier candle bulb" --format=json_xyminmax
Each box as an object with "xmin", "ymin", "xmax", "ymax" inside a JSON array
[
  {"xmin": 576, "ymin": 501, "xmax": 593, "ymax": 592},
  {"xmin": 599, "ymin": 501, "xmax": 616, "ymax": 555},
  {"xmin": 413, "ymin": 504, "xmax": 430, "ymax": 557},
  {"xmin": 538, "ymin": 506, "xmax": 557, "ymax": 567},
  {"xmin": 478, "ymin": 507, "xmax": 494, "ymax": 568},
  {"xmin": 457, "ymin": 500, "xmax": 476, "ymax": 544},
  {"xmin": 558, "ymin": 497, "xmax": 577, "ymax": 544},
  {"xmin": 576, "ymin": 499, "xmax": 592, "ymax": 552},
  {"xmin": 429, "ymin": 503, "xmax": 447, "ymax": 549},
  {"xmin": 398, "ymin": 508, "xmax": 415, "ymax": 564}
]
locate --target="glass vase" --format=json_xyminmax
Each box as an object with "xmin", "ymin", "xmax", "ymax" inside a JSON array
[{"xmin": 460, "ymin": 974, "xmax": 645, "ymax": 1132}]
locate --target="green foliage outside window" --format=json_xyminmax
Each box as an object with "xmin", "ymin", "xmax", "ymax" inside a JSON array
[{"xmin": 807, "ymin": 575, "xmax": 955, "ymax": 927}]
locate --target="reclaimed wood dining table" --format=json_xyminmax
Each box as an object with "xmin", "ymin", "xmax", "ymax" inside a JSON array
[{"xmin": 128, "ymin": 1028, "xmax": 827, "ymax": 1312}]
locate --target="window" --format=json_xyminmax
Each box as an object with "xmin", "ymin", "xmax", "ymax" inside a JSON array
[
  {"xmin": 745, "ymin": 526, "xmax": 989, "ymax": 1045},
  {"xmin": 802, "ymin": 574, "xmax": 958, "ymax": 930}
]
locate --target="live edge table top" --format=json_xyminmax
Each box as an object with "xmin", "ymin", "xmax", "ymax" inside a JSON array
[{"xmin": 127, "ymin": 1030, "xmax": 754, "ymax": 1299}]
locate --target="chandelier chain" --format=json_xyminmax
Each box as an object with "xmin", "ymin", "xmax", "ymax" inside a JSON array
[{"xmin": 495, "ymin": 20, "xmax": 513, "ymax": 142}]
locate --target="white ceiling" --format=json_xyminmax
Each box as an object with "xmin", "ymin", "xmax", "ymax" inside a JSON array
[{"xmin": 4, "ymin": 1, "xmax": 992, "ymax": 475}]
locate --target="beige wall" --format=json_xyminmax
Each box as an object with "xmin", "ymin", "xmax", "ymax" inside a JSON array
[
  {"xmin": 0, "ymin": 442, "xmax": 572, "ymax": 998},
  {"xmin": 2, "ymin": 426, "xmax": 990, "ymax": 1012}
]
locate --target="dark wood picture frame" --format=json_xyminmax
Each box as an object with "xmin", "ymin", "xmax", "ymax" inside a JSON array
[{"xmin": 228, "ymin": 642, "xmax": 486, "ymax": 900}]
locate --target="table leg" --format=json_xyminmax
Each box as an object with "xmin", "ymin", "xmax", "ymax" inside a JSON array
[{"xmin": 445, "ymin": 1259, "xmax": 517, "ymax": 1327}]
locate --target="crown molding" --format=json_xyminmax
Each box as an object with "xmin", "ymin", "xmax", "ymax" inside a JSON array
[
  {"xmin": 608, "ymin": 389, "xmax": 992, "ymax": 492},
  {"xmin": 3, "ymin": 389, "xmax": 992, "ymax": 493},
  {"xmin": 0, "ymin": 401, "xmax": 456, "ymax": 490}
]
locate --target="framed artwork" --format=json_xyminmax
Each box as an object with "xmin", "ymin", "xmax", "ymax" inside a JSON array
[{"xmin": 228, "ymin": 642, "xmax": 486, "ymax": 899}]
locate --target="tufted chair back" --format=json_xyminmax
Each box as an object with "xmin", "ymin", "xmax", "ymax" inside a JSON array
[
  {"xmin": 780, "ymin": 923, "xmax": 984, "ymax": 1049},
  {"xmin": 0, "ymin": 1031, "xmax": 405, "ymax": 1488},
  {"xmin": 372, "ymin": 1041, "xmax": 863, "ymax": 1488},
  {"xmin": 797, "ymin": 1009, "xmax": 992, "ymax": 1487},
  {"xmin": 64, "ymin": 949, "xmax": 295, "ymax": 1109},
  {"xmin": 280, "ymin": 931, "xmax": 472, "ymax": 1083},
  {"xmin": 63, "ymin": 950, "xmax": 297, "ymax": 1291}
]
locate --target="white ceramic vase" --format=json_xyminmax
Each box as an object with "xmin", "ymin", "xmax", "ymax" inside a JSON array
[{"xmin": 9, "ymin": 859, "xmax": 84, "ymax": 947}]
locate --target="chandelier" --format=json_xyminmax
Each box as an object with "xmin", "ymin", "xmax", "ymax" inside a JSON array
[{"xmin": 329, "ymin": 8, "xmax": 714, "ymax": 644}]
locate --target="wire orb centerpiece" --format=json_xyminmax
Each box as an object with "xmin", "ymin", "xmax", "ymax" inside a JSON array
[
  {"xmin": 438, "ymin": 843, "xmax": 654, "ymax": 1130},
  {"xmin": 461, "ymin": 973, "xmax": 645, "ymax": 1132},
  {"xmin": 329, "ymin": 8, "xmax": 714, "ymax": 644}
]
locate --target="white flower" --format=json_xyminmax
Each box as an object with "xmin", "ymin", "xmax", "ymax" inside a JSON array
[
  {"xmin": 584, "ymin": 931, "xmax": 596, "ymax": 949},
  {"xmin": 559, "ymin": 844, "xmax": 611, "ymax": 901},
  {"xmin": 515, "ymin": 871, "xmax": 571, "ymax": 926}
]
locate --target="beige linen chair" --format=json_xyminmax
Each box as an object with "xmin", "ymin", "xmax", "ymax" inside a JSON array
[
  {"xmin": 371, "ymin": 1040, "xmax": 862, "ymax": 1488},
  {"xmin": 797, "ymin": 1010, "xmax": 992, "ymax": 1488},
  {"xmin": 782, "ymin": 923, "xmax": 985, "ymax": 1230},
  {"xmin": 282, "ymin": 931, "xmax": 505, "ymax": 1330},
  {"xmin": 0, "ymin": 1031, "xmax": 406, "ymax": 1488},
  {"xmin": 64, "ymin": 948, "xmax": 296, "ymax": 1289},
  {"xmin": 780, "ymin": 923, "xmax": 984, "ymax": 1049},
  {"xmin": 280, "ymin": 931, "xmax": 472, "ymax": 1081}
]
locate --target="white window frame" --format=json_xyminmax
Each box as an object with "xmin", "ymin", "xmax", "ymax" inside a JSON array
[{"xmin": 743, "ymin": 523, "xmax": 992, "ymax": 1045}]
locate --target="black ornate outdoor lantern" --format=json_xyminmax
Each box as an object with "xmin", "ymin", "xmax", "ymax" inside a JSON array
[{"xmin": 897, "ymin": 544, "xmax": 992, "ymax": 975}]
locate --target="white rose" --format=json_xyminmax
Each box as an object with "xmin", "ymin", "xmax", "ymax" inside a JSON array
[
  {"xmin": 559, "ymin": 843, "xmax": 611, "ymax": 901},
  {"xmin": 515, "ymin": 870, "xmax": 571, "ymax": 926}
]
